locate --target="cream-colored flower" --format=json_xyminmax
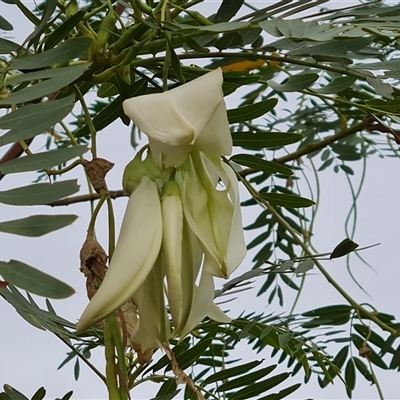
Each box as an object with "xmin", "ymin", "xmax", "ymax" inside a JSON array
[{"xmin": 77, "ymin": 69, "xmax": 246, "ymax": 351}]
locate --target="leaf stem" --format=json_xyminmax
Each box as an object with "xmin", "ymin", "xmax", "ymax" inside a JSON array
[{"xmin": 74, "ymin": 84, "xmax": 97, "ymax": 159}]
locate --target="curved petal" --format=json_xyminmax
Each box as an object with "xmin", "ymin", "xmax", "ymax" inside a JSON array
[
  {"xmin": 180, "ymin": 152, "xmax": 246, "ymax": 278},
  {"xmin": 123, "ymin": 69, "xmax": 231, "ymax": 166},
  {"xmin": 77, "ymin": 177, "xmax": 162, "ymax": 332},
  {"xmin": 131, "ymin": 256, "xmax": 170, "ymax": 351},
  {"xmin": 178, "ymin": 269, "xmax": 230, "ymax": 339}
]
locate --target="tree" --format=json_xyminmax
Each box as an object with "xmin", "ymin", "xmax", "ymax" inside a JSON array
[{"xmin": 1, "ymin": 0, "xmax": 399, "ymax": 399}]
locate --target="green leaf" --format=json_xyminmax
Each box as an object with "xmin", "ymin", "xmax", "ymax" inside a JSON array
[
  {"xmin": 345, "ymin": 358, "xmax": 356, "ymax": 391},
  {"xmin": 261, "ymin": 193, "xmax": 315, "ymax": 208},
  {"xmin": 0, "ymin": 38, "xmax": 20, "ymax": 54},
  {"xmin": 0, "ymin": 214, "xmax": 78, "ymax": 237},
  {"xmin": 232, "ymin": 132, "xmax": 303, "ymax": 149},
  {"xmin": 0, "ymin": 95, "xmax": 75, "ymax": 147},
  {"xmin": 155, "ymin": 380, "xmax": 178, "ymax": 398},
  {"xmin": 75, "ymin": 79, "xmax": 148, "ymax": 137},
  {"xmin": 45, "ymin": 10, "xmax": 86, "ymax": 50},
  {"xmin": 23, "ymin": 0, "xmax": 57, "ymax": 45},
  {"xmin": 367, "ymin": 77, "xmax": 394, "ymax": 100},
  {"xmin": 366, "ymin": 98, "xmax": 400, "ymax": 114},
  {"xmin": 203, "ymin": 360, "xmax": 264, "ymax": 385},
  {"xmin": 0, "ymin": 15, "xmax": 13, "ymax": 31},
  {"xmin": 258, "ymin": 383, "xmax": 301, "ymax": 400},
  {"xmin": 11, "ymin": 37, "xmax": 93, "ymax": 70},
  {"xmin": 175, "ymin": 333, "xmax": 215, "ymax": 370},
  {"xmin": 152, "ymin": 390, "xmax": 181, "ymax": 400},
  {"xmin": 0, "ymin": 64, "xmax": 90, "ymax": 105},
  {"xmin": 228, "ymin": 372, "xmax": 290, "ymax": 400},
  {"xmin": 0, "ymin": 260, "xmax": 75, "ymax": 299},
  {"xmin": 289, "ymin": 37, "xmax": 372, "ymax": 57},
  {"xmin": 3, "ymin": 385, "xmax": 28, "ymax": 400},
  {"xmin": 330, "ymin": 238, "xmax": 359, "ymax": 259},
  {"xmin": 231, "ymin": 154, "xmax": 293, "ymax": 175},
  {"xmin": 31, "ymin": 387, "xmax": 46, "ymax": 400},
  {"xmin": 0, "ymin": 180, "xmax": 79, "ymax": 205},
  {"xmin": 217, "ymin": 365, "xmax": 277, "ymax": 392},
  {"xmin": 313, "ymin": 76, "xmax": 357, "ymax": 94},
  {"xmin": 228, "ymin": 98, "xmax": 278, "ymax": 124},
  {"xmin": 0, "ymin": 145, "xmax": 88, "ymax": 174},
  {"xmin": 389, "ymin": 345, "xmax": 400, "ymax": 369},
  {"xmin": 339, "ymin": 164, "xmax": 354, "ymax": 175},
  {"xmin": 174, "ymin": 21, "xmax": 251, "ymax": 33},
  {"xmin": 267, "ymin": 73, "xmax": 319, "ymax": 92},
  {"xmin": 215, "ymin": 0, "xmax": 244, "ymax": 23}
]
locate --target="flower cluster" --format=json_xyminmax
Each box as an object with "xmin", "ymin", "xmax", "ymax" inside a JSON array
[{"xmin": 77, "ymin": 69, "xmax": 247, "ymax": 351}]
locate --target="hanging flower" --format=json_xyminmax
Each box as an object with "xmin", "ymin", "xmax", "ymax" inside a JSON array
[{"xmin": 77, "ymin": 69, "xmax": 246, "ymax": 351}]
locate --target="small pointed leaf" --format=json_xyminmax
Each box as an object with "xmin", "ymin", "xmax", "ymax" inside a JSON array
[{"xmin": 330, "ymin": 238, "xmax": 359, "ymax": 259}]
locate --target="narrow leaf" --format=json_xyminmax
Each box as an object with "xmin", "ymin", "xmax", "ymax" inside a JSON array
[
  {"xmin": 267, "ymin": 73, "xmax": 318, "ymax": 92},
  {"xmin": 215, "ymin": 0, "xmax": 244, "ymax": 23},
  {"xmin": 228, "ymin": 98, "xmax": 278, "ymax": 124},
  {"xmin": 203, "ymin": 360, "xmax": 264, "ymax": 385},
  {"xmin": 261, "ymin": 193, "xmax": 315, "ymax": 208},
  {"xmin": 0, "ymin": 64, "xmax": 90, "ymax": 105},
  {"xmin": 295, "ymin": 259, "xmax": 314, "ymax": 274},
  {"xmin": 0, "ymin": 260, "xmax": 75, "ymax": 298},
  {"xmin": 12, "ymin": 37, "xmax": 93, "ymax": 70},
  {"xmin": 0, "ymin": 96, "xmax": 75, "ymax": 147},
  {"xmin": 232, "ymin": 132, "xmax": 303, "ymax": 149},
  {"xmin": 330, "ymin": 238, "xmax": 359, "ymax": 259},
  {"xmin": 0, "ymin": 146, "xmax": 88, "ymax": 174},
  {"xmin": 0, "ymin": 180, "xmax": 79, "ymax": 205},
  {"xmin": 0, "ymin": 214, "xmax": 78, "ymax": 237},
  {"xmin": 231, "ymin": 154, "xmax": 293, "ymax": 175}
]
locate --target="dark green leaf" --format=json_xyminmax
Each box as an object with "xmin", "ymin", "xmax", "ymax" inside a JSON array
[
  {"xmin": 3, "ymin": 385, "xmax": 28, "ymax": 400},
  {"xmin": 228, "ymin": 98, "xmax": 278, "ymax": 124},
  {"xmin": 231, "ymin": 154, "xmax": 293, "ymax": 175},
  {"xmin": 258, "ymin": 383, "xmax": 301, "ymax": 400},
  {"xmin": 366, "ymin": 98, "xmax": 400, "ymax": 113},
  {"xmin": 267, "ymin": 73, "xmax": 319, "ymax": 92},
  {"xmin": 74, "ymin": 358, "xmax": 80, "ymax": 381},
  {"xmin": 232, "ymin": 132, "xmax": 303, "ymax": 149},
  {"xmin": 155, "ymin": 380, "xmax": 178, "ymax": 398},
  {"xmin": 0, "ymin": 64, "xmax": 90, "ymax": 105},
  {"xmin": 31, "ymin": 387, "xmax": 46, "ymax": 400},
  {"xmin": 0, "ymin": 15, "xmax": 13, "ymax": 31},
  {"xmin": 330, "ymin": 238, "xmax": 359, "ymax": 259},
  {"xmin": 174, "ymin": 21, "xmax": 251, "ymax": 33},
  {"xmin": 345, "ymin": 358, "xmax": 356, "ymax": 391},
  {"xmin": 151, "ymin": 390, "xmax": 181, "ymax": 400},
  {"xmin": 353, "ymin": 357, "xmax": 373, "ymax": 382},
  {"xmin": 217, "ymin": 365, "xmax": 277, "ymax": 392},
  {"xmin": 175, "ymin": 333, "xmax": 215, "ymax": 370},
  {"xmin": 0, "ymin": 146, "xmax": 88, "ymax": 174},
  {"xmin": 339, "ymin": 164, "xmax": 354, "ymax": 175},
  {"xmin": 302, "ymin": 304, "xmax": 352, "ymax": 317},
  {"xmin": 0, "ymin": 96, "xmax": 75, "ymax": 147},
  {"xmin": 261, "ymin": 193, "xmax": 315, "ymax": 208},
  {"xmin": 0, "ymin": 180, "xmax": 79, "ymax": 205},
  {"xmin": 0, "ymin": 260, "xmax": 75, "ymax": 299},
  {"xmin": 12, "ymin": 37, "xmax": 93, "ymax": 70},
  {"xmin": 228, "ymin": 372, "xmax": 290, "ymax": 400},
  {"xmin": 45, "ymin": 11, "xmax": 86, "ymax": 50},
  {"xmin": 215, "ymin": 0, "xmax": 244, "ymax": 23},
  {"xmin": 0, "ymin": 214, "xmax": 77, "ymax": 237},
  {"xmin": 389, "ymin": 345, "xmax": 400, "ymax": 369},
  {"xmin": 203, "ymin": 360, "xmax": 264, "ymax": 386},
  {"xmin": 60, "ymin": 391, "xmax": 73, "ymax": 400}
]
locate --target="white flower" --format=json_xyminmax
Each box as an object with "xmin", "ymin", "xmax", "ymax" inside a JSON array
[{"xmin": 77, "ymin": 69, "xmax": 247, "ymax": 351}]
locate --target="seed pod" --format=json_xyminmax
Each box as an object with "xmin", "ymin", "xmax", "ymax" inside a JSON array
[{"xmin": 97, "ymin": 8, "xmax": 116, "ymax": 54}]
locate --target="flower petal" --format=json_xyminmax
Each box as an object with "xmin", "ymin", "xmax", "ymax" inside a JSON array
[
  {"xmin": 180, "ymin": 152, "xmax": 246, "ymax": 278},
  {"xmin": 131, "ymin": 256, "xmax": 170, "ymax": 351},
  {"xmin": 178, "ymin": 269, "xmax": 230, "ymax": 339},
  {"xmin": 123, "ymin": 69, "xmax": 232, "ymax": 166},
  {"xmin": 77, "ymin": 176, "xmax": 162, "ymax": 332}
]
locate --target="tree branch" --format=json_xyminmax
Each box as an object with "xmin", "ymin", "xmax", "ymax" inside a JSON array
[
  {"xmin": 47, "ymin": 190, "xmax": 125, "ymax": 206},
  {"xmin": 239, "ymin": 121, "xmax": 365, "ymax": 177}
]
